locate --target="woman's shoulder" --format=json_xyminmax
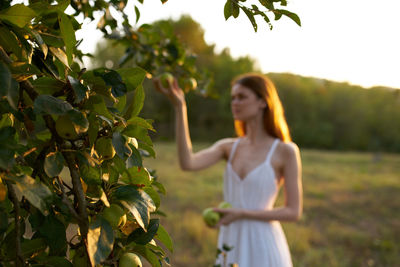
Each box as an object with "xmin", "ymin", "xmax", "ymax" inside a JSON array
[
  {"xmin": 212, "ymin": 138, "xmax": 240, "ymax": 159},
  {"xmin": 213, "ymin": 137, "xmax": 239, "ymax": 150},
  {"xmin": 276, "ymin": 140, "xmax": 300, "ymax": 158}
]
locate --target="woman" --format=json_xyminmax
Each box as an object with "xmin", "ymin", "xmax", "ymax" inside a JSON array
[{"xmin": 154, "ymin": 73, "xmax": 302, "ymax": 267}]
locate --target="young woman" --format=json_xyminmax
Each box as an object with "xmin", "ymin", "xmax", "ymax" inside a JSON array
[{"xmin": 154, "ymin": 73, "xmax": 302, "ymax": 267}]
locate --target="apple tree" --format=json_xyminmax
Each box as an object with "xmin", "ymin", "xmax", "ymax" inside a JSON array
[{"xmin": 0, "ymin": 0, "xmax": 299, "ymax": 266}]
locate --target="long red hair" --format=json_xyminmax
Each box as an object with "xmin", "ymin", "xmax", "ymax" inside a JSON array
[{"xmin": 232, "ymin": 73, "xmax": 291, "ymax": 142}]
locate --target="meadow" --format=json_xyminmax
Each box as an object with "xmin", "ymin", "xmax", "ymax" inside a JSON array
[{"xmin": 145, "ymin": 142, "xmax": 400, "ymax": 267}]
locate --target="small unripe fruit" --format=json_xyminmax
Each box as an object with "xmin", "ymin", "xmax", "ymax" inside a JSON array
[
  {"xmin": 218, "ymin": 201, "xmax": 232, "ymax": 209},
  {"xmin": 159, "ymin": 72, "xmax": 174, "ymax": 88},
  {"xmin": 55, "ymin": 115, "xmax": 79, "ymax": 140},
  {"xmin": 102, "ymin": 204, "xmax": 126, "ymax": 228},
  {"xmin": 95, "ymin": 137, "xmax": 116, "ymax": 160},
  {"xmin": 119, "ymin": 252, "xmax": 142, "ymax": 267},
  {"xmin": 202, "ymin": 208, "xmax": 220, "ymax": 227},
  {"xmin": 183, "ymin": 77, "xmax": 197, "ymax": 92}
]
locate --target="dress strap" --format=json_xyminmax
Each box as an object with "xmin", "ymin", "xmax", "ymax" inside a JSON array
[
  {"xmin": 228, "ymin": 138, "xmax": 241, "ymax": 163},
  {"xmin": 265, "ymin": 139, "xmax": 280, "ymax": 164}
]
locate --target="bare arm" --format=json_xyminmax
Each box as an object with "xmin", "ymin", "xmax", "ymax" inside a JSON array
[
  {"xmin": 154, "ymin": 77, "xmax": 230, "ymax": 171},
  {"xmin": 215, "ymin": 142, "xmax": 303, "ymax": 225}
]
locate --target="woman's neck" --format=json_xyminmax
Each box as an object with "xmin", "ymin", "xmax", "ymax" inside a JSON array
[{"xmin": 244, "ymin": 114, "xmax": 271, "ymax": 145}]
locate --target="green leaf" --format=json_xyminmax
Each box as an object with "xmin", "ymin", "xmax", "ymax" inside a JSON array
[
  {"xmin": 242, "ymin": 6, "xmax": 258, "ymax": 32},
  {"xmin": 117, "ymin": 67, "xmax": 146, "ymax": 92},
  {"xmin": 0, "ymin": 126, "xmax": 15, "ymax": 142},
  {"xmin": 10, "ymin": 174, "xmax": 52, "ymax": 214},
  {"xmin": 113, "ymin": 185, "xmax": 156, "ymax": 229},
  {"xmin": 123, "ymin": 85, "xmax": 145, "ymax": 119},
  {"xmin": 0, "ymin": 61, "xmax": 11, "ymax": 97},
  {"xmin": 0, "ymin": 147, "xmax": 15, "ymax": 170},
  {"xmin": 37, "ymin": 256, "xmax": 73, "ymax": 267},
  {"xmin": 59, "ymin": 14, "xmax": 76, "ymax": 65},
  {"xmin": 126, "ymin": 145, "xmax": 142, "ymax": 168},
  {"xmin": 143, "ymin": 186, "xmax": 160, "ymax": 209},
  {"xmin": 155, "ymin": 225, "xmax": 173, "ymax": 252},
  {"xmin": 86, "ymin": 95, "xmax": 114, "ymax": 120},
  {"xmin": 38, "ymin": 215, "xmax": 67, "ymax": 255},
  {"xmin": 21, "ymin": 238, "xmax": 47, "ymax": 258},
  {"xmin": 276, "ymin": 9, "xmax": 301, "ymax": 26},
  {"xmin": 120, "ymin": 167, "xmax": 151, "ymax": 186},
  {"xmin": 31, "ymin": 77, "xmax": 65, "ymax": 95},
  {"xmin": 79, "ymin": 163, "xmax": 102, "ymax": 185},
  {"xmin": 224, "ymin": 0, "xmax": 232, "ymax": 20},
  {"xmin": 151, "ymin": 180, "xmax": 166, "ymax": 195},
  {"xmin": 87, "ymin": 217, "xmax": 114, "ymax": 266},
  {"xmin": 232, "ymin": 1, "xmax": 240, "ymax": 18},
  {"xmin": 41, "ymin": 32, "xmax": 64, "ymax": 47},
  {"xmin": 0, "ymin": 209, "xmax": 9, "ymax": 233},
  {"xmin": 7, "ymin": 78, "xmax": 19, "ymax": 110},
  {"xmin": 274, "ymin": 10, "xmax": 282, "ymax": 20},
  {"xmin": 259, "ymin": 0, "xmax": 274, "ymax": 10},
  {"xmin": 127, "ymin": 117, "xmax": 155, "ymax": 132},
  {"xmin": 0, "ymin": 26, "xmax": 23, "ymax": 59},
  {"xmin": 33, "ymin": 95, "xmax": 73, "ymax": 115},
  {"xmin": 88, "ymin": 113, "xmax": 100, "ymax": 147},
  {"xmin": 44, "ymin": 152, "xmax": 64, "ymax": 177},
  {"xmin": 30, "ymin": 29, "xmax": 48, "ymax": 59},
  {"xmin": 135, "ymin": 6, "xmax": 140, "ymax": 23},
  {"xmin": 95, "ymin": 69, "xmax": 127, "ymax": 97},
  {"xmin": 138, "ymin": 142, "xmax": 155, "ymax": 158},
  {"xmin": 122, "ymin": 124, "xmax": 152, "ymax": 146},
  {"xmin": 67, "ymin": 76, "xmax": 88, "ymax": 103},
  {"xmin": 0, "ymin": 4, "xmax": 36, "ymax": 28},
  {"xmin": 66, "ymin": 109, "xmax": 89, "ymax": 131},
  {"xmin": 127, "ymin": 218, "xmax": 159, "ymax": 245},
  {"xmin": 9, "ymin": 61, "xmax": 42, "ymax": 80},
  {"xmin": 131, "ymin": 244, "xmax": 162, "ymax": 267},
  {"xmin": 49, "ymin": 47, "xmax": 69, "ymax": 67},
  {"xmin": 112, "ymin": 131, "xmax": 132, "ymax": 160}
]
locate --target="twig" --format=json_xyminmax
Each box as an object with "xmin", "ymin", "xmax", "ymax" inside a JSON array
[
  {"xmin": 5, "ymin": 180, "xmax": 24, "ymax": 267},
  {"xmin": 62, "ymin": 151, "xmax": 89, "ymax": 237},
  {"xmin": 56, "ymin": 176, "xmax": 81, "ymax": 222}
]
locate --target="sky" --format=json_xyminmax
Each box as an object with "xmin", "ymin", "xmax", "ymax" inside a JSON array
[{"xmin": 75, "ymin": 0, "xmax": 400, "ymax": 89}]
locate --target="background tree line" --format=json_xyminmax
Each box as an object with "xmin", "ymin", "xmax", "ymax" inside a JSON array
[{"xmin": 93, "ymin": 15, "xmax": 400, "ymax": 153}]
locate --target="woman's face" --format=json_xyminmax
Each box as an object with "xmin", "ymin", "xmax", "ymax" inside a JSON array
[{"xmin": 231, "ymin": 83, "xmax": 266, "ymax": 121}]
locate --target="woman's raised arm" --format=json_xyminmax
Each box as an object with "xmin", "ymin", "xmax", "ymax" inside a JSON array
[{"xmin": 154, "ymin": 77, "xmax": 231, "ymax": 171}]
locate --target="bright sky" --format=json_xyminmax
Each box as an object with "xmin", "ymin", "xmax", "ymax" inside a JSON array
[{"xmin": 76, "ymin": 0, "xmax": 400, "ymax": 89}]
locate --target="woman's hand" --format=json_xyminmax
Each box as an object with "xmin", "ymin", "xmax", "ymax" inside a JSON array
[
  {"xmin": 213, "ymin": 208, "xmax": 244, "ymax": 227},
  {"xmin": 153, "ymin": 75, "xmax": 186, "ymax": 108}
]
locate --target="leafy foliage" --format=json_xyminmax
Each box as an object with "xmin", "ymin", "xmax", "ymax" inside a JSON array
[{"xmin": 0, "ymin": 0, "xmax": 299, "ymax": 266}]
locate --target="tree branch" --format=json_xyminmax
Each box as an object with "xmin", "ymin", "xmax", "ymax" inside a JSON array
[
  {"xmin": 5, "ymin": 180, "xmax": 24, "ymax": 267},
  {"xmin": 0, "ymin": 45, "xmax": 89, "ymax": 245},
  {"xmin": 56, "ymin": 176, "xmax": 82, "ymax": 223}
]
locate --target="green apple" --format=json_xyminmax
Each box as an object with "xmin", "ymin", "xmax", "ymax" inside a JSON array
[
  {"xmin": 102, "ymin": 204, "xmax": 127, "ymax": 228},
  {"xmin": 119, "ymin": 252, "xmax": 142, "ymax": 267},
  {"xmin": 202, "ymin": 207, "xmax": 220, "ymax": 227},
  {"xmin": 55, "ymin": 115, "xmax": 79, "ymax": 140},
  {"xmin": 183, "ymin": 77, "xmax": 197, "ymax": 92},
  {"xmin": 218, "ymin": 201, "xmax": 232, "ymax": 209},
  {"xmin": 95, "ymin": 137, "xmax": 116, "ymax": 160},
  {"xmin": 159, "ymin": 72, "xmax": 174, "ymax": 88}
]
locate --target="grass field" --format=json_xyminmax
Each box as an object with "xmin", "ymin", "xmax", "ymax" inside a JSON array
[{"xmin": 144, "ymin": 142, "xmax": 400, "ymax": 267}]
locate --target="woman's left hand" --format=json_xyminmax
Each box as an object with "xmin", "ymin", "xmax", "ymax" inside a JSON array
[{"xmin": 213, "ymin": 208, "xmax": 244, "ymax": 227}]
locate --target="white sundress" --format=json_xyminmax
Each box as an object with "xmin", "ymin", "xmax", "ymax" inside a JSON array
[{"xmin": 216, "ymin": 138, "xmax": 293, "ymax": 267}]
